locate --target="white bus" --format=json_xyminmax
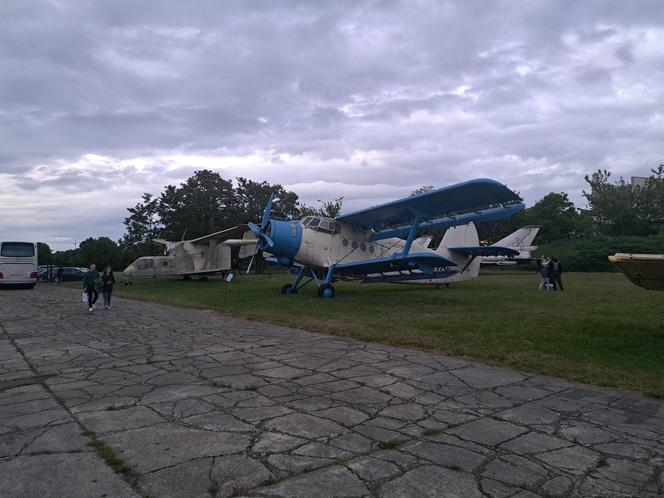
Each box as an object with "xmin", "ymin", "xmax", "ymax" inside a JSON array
[{"xmin": 0, "ymin": 241, "xmax": 38, "ymax": 288}]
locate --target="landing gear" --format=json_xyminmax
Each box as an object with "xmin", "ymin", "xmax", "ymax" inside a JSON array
[
  {"xmin": 317, "ymin": 283, "xmax": 335, "ymax": 298},
  {"xmin": 280, "ymin": 266, "xmax": 336, "ymax": 298},
  {"xmin": 280, "ymin": 283, "xmax": 297, "ymax": 294}
]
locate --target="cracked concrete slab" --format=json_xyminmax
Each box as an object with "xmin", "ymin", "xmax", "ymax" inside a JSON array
[{"xmin": 1, "ymin": 285, "xmax": 663, "ymax": 497}]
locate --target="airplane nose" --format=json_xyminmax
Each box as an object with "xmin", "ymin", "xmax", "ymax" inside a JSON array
[{"xmin": 266, "ymin": 220, "xmax": 302, "ymax": 263}]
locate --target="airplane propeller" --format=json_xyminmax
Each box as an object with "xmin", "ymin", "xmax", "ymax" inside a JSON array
[{"xmin": 247, "ymin": 193, "xmax": 275, "ymax": 274}]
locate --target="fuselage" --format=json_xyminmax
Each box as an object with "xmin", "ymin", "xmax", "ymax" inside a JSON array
[{"xmin": 266, "ymin": 216, "xmax": 470, "ymax": 283}]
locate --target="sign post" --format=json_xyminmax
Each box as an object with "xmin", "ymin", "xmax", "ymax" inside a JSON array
[{"xmin": 224, "ymin": 272, "xmax": 234, "ymax": 306}]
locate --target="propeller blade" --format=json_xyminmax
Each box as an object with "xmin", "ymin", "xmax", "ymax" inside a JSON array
[
  {"xmin": 246, "ymin": 242, "xmax": 259, "ymax": 274},
  {"xmin": 261, "ymin": 193, "xmax": 275, "ymax": 230},
  {"xmin": 248, "ymin": 222, "xmax": 261, "ymax": 237},
  {"xmin": 260, "ymin": 233, "xmax": 274, "ymax": 248}
]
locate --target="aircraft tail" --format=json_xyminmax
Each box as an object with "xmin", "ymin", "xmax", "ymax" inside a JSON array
[
  {"xmin": 492, "ymin": 225, "xmax": 540, "ymax": 249},
  {"xmin": 436, "ymin": 223, "xmax": 480, "ymax": 281}
]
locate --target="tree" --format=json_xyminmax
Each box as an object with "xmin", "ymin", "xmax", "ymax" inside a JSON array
[
  {"xmin": 411, "ymin": 185, "xmax": 435, "ymax": 196},
  {"xmin": 525, "ymin": 192, "xmax": 580, "ymax": 242},
  {"xmin": 158, "ymin": 170, "xmax": 236, "ymax": 240},
  {"xmin": 37, "ymin": 242, "xmax": 53, "ymax": 265},
  {"xmin": 235, "ymin": 177, "xmax": 302, "ymax": 223},
  {"xmin": 300, "ymin": 197, "xmax": 344, "ymax": 218},
  {"xmin": 77, "ymin": 237, "xmax": 124, "ymax": 270},
  {"xmin": 122, "ymin": 193, "xmax": 162, "ymax": 245},
  {"xmin": 583, "ymin": 168, "xmax": 664, "ymax": 236}
]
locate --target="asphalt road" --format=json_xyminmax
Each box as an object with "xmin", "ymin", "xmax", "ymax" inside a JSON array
[{"xmin": 1, "ymin": 285, "xmax": 662, "ymax": 497}]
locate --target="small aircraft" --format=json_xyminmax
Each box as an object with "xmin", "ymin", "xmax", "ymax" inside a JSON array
[
  {"xmin": 479, "ymin": 225, "xmax": 540, "ymax": 265},
  {"xmin": 246, "ymin": 178, "xmax": 524, "ymax": 297},
  {"xmin": 609, "ymin": 253, "xmax": 664, "ymax": 290},
  {"xmin": 122, "ymin": 226, "xmax": 256, "ymax": 281}
]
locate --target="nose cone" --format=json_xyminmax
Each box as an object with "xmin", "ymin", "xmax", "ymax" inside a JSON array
[
  {"xmin": 122, "ymin": 265, "xmax": 135, "ymax": 277},
  {"xmin": 266, "ymin": 220, "xmax": 302, "ymax": 260}
]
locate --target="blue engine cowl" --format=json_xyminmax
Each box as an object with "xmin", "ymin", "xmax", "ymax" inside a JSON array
[{"xmin": 265, "ymin": 220, "xmax": 302, "ymax": 260}]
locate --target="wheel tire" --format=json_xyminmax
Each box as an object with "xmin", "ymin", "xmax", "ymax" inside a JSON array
[
  {"xmin": 280, "ymin": 283, "xmax": 296, "ymax": 294},
  {"xmin": 317, "ymin": 283, "xmax": 335, "ymax": 298}
]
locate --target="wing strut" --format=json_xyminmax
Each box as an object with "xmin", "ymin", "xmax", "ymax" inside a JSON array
[{"xmin": 401, "ymin": 212, "xmax": 422, "ymax": 256}]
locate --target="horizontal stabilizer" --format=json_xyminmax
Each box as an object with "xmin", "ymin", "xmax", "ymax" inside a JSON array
[
  {"xmin": 448, "ymin": 246, "xmax": 520, "ymax": 258},
  {"xmin": 333, "ymin": 253, "xmax": 456, "ymax": 276}
]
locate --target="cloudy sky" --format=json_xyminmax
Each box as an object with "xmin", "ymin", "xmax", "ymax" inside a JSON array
[{"xmin": 1, "ymin": 0, "xmax": 663, "ymax": 250}]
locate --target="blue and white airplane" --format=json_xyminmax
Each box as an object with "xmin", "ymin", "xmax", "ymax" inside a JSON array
[{"xmin": 248, "ymin": 179, "xmax": 523, "ymax": 298}]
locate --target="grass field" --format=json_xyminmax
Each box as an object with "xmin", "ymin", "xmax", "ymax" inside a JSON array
[{"xmin": 99, "ymin": 272, "xmax": 663, "ymax": 397}]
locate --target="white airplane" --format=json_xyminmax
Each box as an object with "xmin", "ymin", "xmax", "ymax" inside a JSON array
[
  {"xmin": 247, "ymin": 179, "xmax": 524, "ymax": 297},
  {"xmin": 122, "ymin": 226, "xmax": 256, "ymax": 281},
  {"xmin": 479, "ymin": 225, "xmax": 540, "ymax": 265}
]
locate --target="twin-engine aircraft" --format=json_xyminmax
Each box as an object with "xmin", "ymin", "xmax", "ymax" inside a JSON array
[
  {"xmin": 122, "ymin": 226, "xmax": 256, "ymax": 281},
  {"xmin": 248, "ymin": 178, "xmax": 524, "ymax": 298}
]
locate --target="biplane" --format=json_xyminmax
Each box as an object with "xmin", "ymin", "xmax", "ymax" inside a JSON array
[
  {"xmin": 247, "ymin": 178, "xmax": 524, "ymax": 297},
  {"xmin": 122, "ymin": 226, "xmax": 256, "ymax": 281}
]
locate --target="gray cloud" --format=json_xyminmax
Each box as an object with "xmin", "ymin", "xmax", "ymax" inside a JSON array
[{"xmin": 1, "ymin": 0, "xmax": 664, "ymax": 249}]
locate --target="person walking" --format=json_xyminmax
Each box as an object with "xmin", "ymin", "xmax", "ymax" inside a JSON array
[
  {"xmin": 83, "ymin": 264, "xmax": 101, "ymax": 312},
  {"xmin": 538, "ymin": 256, "xmax": 551, "ymax": 290},
  {"xmin": 56, "ymin": 266, "xmax": 63, "ymax": 284},
  {"xmin": 100, "ymin": 266, "xmax": 116, "ymax": 309},
  {"xmin": 550, "ymin": 257, "xmax": 563, "ymax": 291}
]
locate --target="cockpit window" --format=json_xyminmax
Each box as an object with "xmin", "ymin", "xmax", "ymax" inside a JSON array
[{"xmin": 301, "ymin": 216, "xmax": 337, "ymax": 233}]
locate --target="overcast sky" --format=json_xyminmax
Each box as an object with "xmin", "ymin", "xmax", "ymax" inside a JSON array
[{"xmin": 1, "ymin": 0, "xmax": 663, "ymax": 250}]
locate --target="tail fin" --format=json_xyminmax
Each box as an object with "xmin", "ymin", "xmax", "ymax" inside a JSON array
[
  {"xmin": 436, "ymin": 223, "xmax": 480, "ymax": 281},
  {"xmin": 492, "ymin": 226, "xmax": 540, "ymax": 249}
]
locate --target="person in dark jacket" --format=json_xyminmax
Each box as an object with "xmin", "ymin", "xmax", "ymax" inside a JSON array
[
  {"xmin": 550, "ymin": 257, "xmax": 563, "ymax": 291},
  {"xmin": 100, "ymin": 266, "xmax": 116, "ymax": 309},
  {"xmin": 83, "ymin": 264, "xmax": 100, "ymax": 312}
]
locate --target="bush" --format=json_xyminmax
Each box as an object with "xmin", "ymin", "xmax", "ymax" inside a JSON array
[{"xmin": 565, "ymin": 233, "xmax": 664, "ymax": 272}]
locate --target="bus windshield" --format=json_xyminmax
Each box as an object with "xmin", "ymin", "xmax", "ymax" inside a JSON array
[{"xmin": 1, "ymin": 242, "xmax": 35, "ymax": 257}]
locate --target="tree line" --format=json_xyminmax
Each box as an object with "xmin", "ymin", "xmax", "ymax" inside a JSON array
[{"xmin": 39, "ymin": 165, "xmax": 664, "ymax": 272}]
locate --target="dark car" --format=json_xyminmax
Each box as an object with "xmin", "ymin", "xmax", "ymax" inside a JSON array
[{"xmin": 38, "ymin": 267, "xmax": 86, "ymax": 282}]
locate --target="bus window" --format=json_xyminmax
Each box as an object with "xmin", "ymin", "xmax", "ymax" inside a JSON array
[{"xmin": 1, "ymin": 242, "xmax": 35, "ymax": 257}]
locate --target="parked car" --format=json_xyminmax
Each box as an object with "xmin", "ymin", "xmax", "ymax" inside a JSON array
[{"xmin": 38, "ymin": 267, "xmax": 86, "ymax": 282}]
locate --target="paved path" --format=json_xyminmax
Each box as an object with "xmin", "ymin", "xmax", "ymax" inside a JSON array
[{"xmin": 1, "ymin": 285, "xmax": 663, "ymax": 497}]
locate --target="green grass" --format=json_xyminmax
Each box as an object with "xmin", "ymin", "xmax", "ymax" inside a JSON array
[{"xmin": 88, "ymin": 272, "xmax": 664, "ymax": 396}]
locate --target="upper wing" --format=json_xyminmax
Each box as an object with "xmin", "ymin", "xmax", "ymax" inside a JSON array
[{"xmin": 336, "ymin": 179, "xmax": 521, "ymax": 230}]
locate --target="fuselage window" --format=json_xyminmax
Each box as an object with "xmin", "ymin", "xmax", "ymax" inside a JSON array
[
  {"xmin": 342, "ymin": 238, "xmax": 349, "ymax": 246},
  {"xmin": 161, "ymin": 260, "xmax": 169, "ymax": 267},
  {"xmin": 352, "ymin": 241, "xmax": 358, "ymax": 249},
  {"xmin": 360, "ymin": 243, "xmax": 367, "ymax": 251},
  {"xmin": 368, "ymin": 245, "xmax": 375, "ymax": 253}
]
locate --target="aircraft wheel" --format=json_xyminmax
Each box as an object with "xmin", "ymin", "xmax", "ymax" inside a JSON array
[
  {"xmin": 280, "ymin": 283, "xmax": 297, "ymax": 294},
  {"xmin": 317, "ymin": 283, "xmax": 335, "ymax": 298}
]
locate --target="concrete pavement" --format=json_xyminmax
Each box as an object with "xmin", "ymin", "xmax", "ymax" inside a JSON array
[{"xmin": 1, "ymin": 285, "xmax": 663, "ymax": 497}]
